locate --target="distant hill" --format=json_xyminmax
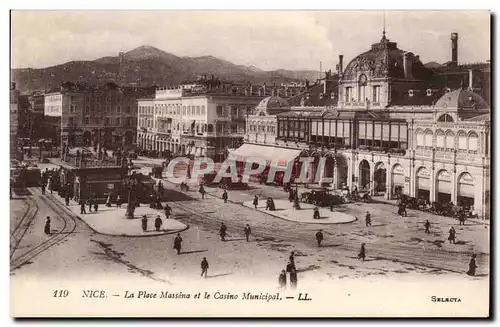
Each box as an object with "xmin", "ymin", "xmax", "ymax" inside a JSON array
[
  {"xmin": 11, "ymin": 45, "xmax": 320, "ymax": 93},
  {"xmin": 424, "ymin": 61, "xmax": 443, "ymax": 69}
]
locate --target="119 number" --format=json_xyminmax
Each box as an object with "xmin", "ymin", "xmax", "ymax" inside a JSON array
[{"xmin": 53, "ymin": 290, "xmax": 69, "ymax": 298}]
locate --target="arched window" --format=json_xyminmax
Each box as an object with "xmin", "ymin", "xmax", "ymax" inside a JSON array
[
  {"xmin": 416, "ymin": 129, "xmax": 425, "ymax": 148},
  {"xmin": 435, "ymin": 129, "xmax": 445, "ymax": 150},
  {"xmin": 438, "ymin": 113, "xmax": 454, "ymax": 122},
  {"xmin": 424, "ymin": 129, "xmax": 433, "ymax": 148},
  {"xmin": 445, "ymin": 130, "xmax": 455, "ymax": 150},
  {"xmin": 458, "ymin": 131, "xmax": 467, "ymax": 152},
  {"xmin": 468, "ymin": 131, "xmax": 478, "ymax": 153}
]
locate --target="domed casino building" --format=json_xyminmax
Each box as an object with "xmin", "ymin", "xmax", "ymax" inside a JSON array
[{"xmin": 235, "ymin": 31, "xmax": 490, "ymax": 219}]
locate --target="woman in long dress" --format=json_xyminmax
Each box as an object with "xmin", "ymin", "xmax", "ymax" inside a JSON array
[
  {"xmin": 466, "ymin": 254, "xmax": 478, "ymax": 276},
  {"xmin": 44, "ymin": 216, "xmax": 51, "ymax": 235}
]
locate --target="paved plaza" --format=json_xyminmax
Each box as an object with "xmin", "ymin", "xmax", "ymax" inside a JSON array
[{"xmin": 10, "ymin": 155, "xmax": 489, "ymax": 290}]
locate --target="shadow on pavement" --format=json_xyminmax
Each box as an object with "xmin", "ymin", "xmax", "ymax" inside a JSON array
[
  {"xmin": 181, "ymin": 249, "xmax": 208, "ymax": 255},
  {"xmin": 206, "ymin": 273, "xmax": 233, "ymax": 279}
]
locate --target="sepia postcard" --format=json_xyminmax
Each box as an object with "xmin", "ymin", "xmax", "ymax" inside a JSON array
[{"xmin": 9, "ymin": 10, "xmax": 491, "ymax": 318}]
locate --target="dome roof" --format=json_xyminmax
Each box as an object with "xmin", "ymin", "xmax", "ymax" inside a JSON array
[
  {"xmin": 342, "ymin": 34, "xmax": 430, "ymax": 81},
  {"xmin": 255, "ymin": 96, "xmax": 290, "ymax": 115},
  {"xmin": 434, "ymin": 89, "xmax": 489, "ymax": 109}
]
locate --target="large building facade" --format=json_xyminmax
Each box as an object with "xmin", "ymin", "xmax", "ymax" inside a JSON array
[
  {"xmin": 10, "ymin": 82, "xmax": 20, "ymax": 158},
  {"xmin": 237, "ymin": 32, "xmax": 490, "ymax": 219},
  {"xmin": 137, "ymin": 81, "xmax": 263, "ymax": 158},
  {"xmin": 44, "ymin": 82, "xmax": 154, "ymax": 149}
]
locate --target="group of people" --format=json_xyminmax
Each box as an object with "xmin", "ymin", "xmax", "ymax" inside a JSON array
[
  {"xmin": 79, "ymin": 196, "xmax": 99, "ymax": 214},
  {"xmin": 280, "ymin": 251, "xmax": 298, "ymax": 290}
]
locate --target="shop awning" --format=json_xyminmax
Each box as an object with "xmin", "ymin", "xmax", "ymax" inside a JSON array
[{"xmin": 228, "ymin": 144, "xmax": 301, "ymax": 167}]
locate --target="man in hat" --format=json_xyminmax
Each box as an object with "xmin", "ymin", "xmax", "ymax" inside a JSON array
[
  {"xmin": 315, "ymin": 230, "xmax": 324, "ymax": 247},
  {"xmin": 154, "ymin": 215, "xmax": 163, "ymax": 232}
]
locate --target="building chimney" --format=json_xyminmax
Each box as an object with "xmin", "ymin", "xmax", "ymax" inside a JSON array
[
  {"xmin": 339, "ymin": 55, "xmax": 344, "ymax": 74},
  {"xmin": 403, "ymin": 52, "xmax": 413, "ymax": 79},
  {"xmin": 451, "ymin": 32, "xmax": 458, "ymax": 67}
]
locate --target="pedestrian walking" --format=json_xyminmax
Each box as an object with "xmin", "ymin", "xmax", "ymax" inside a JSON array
[
  {"xmin": 448, "ymin": 226, "xmax": 456, "ymax": 244},
  {"xmin": 222, "ymin": 190, "xmax": 228, "ymax": 203},
  {"xmin": 278, "ymin": 270, "xmax": 287, "ymax": 290},
  {"xmin": 219, "ymin": 222, "xmax": 227, "ymax": 241},
  {"xmin": 105, "ymin": 193, "xmax": 112, "ymax": 207},
  {"xmin": 174, "ymin": 233, "xmax": 183, "ymax": 255},
  {"xmin": 80, "ymin": 200, "xmax": 86, "ymax": 214},
  {"xmin": 44, "ymin": 216, "xmax": 51, "ymax": 235},
  {"xmin": 290, "ymin": 269, "xmax": 298, "ymax": 290},
  {"xmin": 93, "ymin": 201, "xmax": 99, "ymax": 213},
  {"xmin": 289, "ymin": 251, "xmax": 296, "ymax": 269},
  {"xmin": 459, "ymin": 212, "xmax": 466, "ymax": 225},
  {"xmin": 41, "ymin": 183, "xmax": 46, "ymax": 195},
  {"xmin": 116, "ymin": 195, "xmax": 122, "ymax": 208},
  {"xmin": 87, "ymin": 198, "xmax": 93, "ymax": 213},
  {"xmin": 199, "ymin": 185, "xmax": 206, "ymax": 199},
  {"xmin": 253, "ymin": 195, "xmax": 259, "ymax": 209},
  {"xmin": 65, "ymin": 195, "xmax": 70, "ymax": 206},
  {"xmin": 201, "ymin": 257, "xmax": 209, "ymax": 278},
  {"xmin": 164, "ymin": 204, "xmax": 172, "ymax": 219},
  {"xmin": 154, "ymin": 215, "xmax": 163, "ymax": 232},
  {"xmin": 466, "ymin": 254, "xmax": 478, "ymax": 276},
  {"xmin": 315, "ymin": 230, "xmax": 324, "ymax": 247},
  {"xmin": 424, "ymin": 220, "xmax": 431, "ymax": 234},
  {"xmin": 365, "ymin": 211, "xmax": 372, "ymax": 227},
  {"xmin": 141, "ymin": 215, "xmax": 148, "ymax": 232},
  {"xmin": 358, "ymin": 243, "xmax": 366, "ymax": 261},
  {"xmin": 244, "ymin": 224, "xmax": 251, "ymax": 242}
]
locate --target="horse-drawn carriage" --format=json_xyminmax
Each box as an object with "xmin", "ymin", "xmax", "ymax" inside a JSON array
[{"xmin": 300, "ymin": 190, "xmax": 344, "ymax": 207}]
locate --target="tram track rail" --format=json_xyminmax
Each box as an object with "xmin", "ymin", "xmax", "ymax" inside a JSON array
[
  {"xmin": 10, "ymin": 188, "xmax": 77, "ymax": 272},
  {"xmin": 10, "ymin": 197, "xmax": 40, "ymax": 260}
]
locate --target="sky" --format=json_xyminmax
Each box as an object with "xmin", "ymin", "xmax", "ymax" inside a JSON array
[{"xmin": 11, "ymin": 10, "xmax": 490, "ymax": 71}]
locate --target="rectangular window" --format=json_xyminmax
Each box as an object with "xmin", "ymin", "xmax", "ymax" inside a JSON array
[
  {"xmin": 183, "ymin": 106, "xmax": 186, "ymax": 115},
  {"xmin": 106, "ymin": 96, "xmax": 111, "ymax": 103},
  {"xmin": 105, "ymin": 118, "xmax": 110, "ymax": 126},
  {"xmin": 68, "ymin": 117, "xmax": 74, "ymax": 125},
  {"xmin": 126, "ymin": 106, "xmax": 131, "ymax": 114},
  {"xmin": 70, "ymin": 105, "xmax": 76, "ymax": 113},
  {"xmin": 345, "ymin": 87, "xmax": 352, "ymax": 103},
  {"xmin": 85, "ymin": 105, "xmax": 90, "ymax": 113},
  {"xmin": 84, "ymin": 117, "xmax": 89, "ymax": 125},
  {"xmin": 231, "ymin": 106, "xmax": 238, "ymax": 116},
  {"xmin": 96, "ymin": 96, "xmax": 101, "ymax": 103},
  {"xmin": 201, "ymin": 105, "xmax": 206, "ymax": 115},
  {"xmin": 217, "ymin": 106, "xmax": 223, "ymax": 116},
  {"xmin": 116, "ymin": 118, "xmax": 121, "ymax": 126},
  {"xmin": 116, "ymin": 106, "xmax": 121, "ymax": 113},
  {"xmin": 196, "ymin": 106, "xmax": 200, "ymax": 115},
  {"xmin": 85, "ymin": 96, "xmax": 90, "ymax": 103},
  {"xmin": 106, "ymin": 106, "xmax": 111, "ymax": 113},
  {"xmin": 373, "ymin": 86, "xmax": 381, "ymax": 102}
]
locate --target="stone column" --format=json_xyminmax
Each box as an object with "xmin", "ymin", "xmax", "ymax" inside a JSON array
[
  {"xmin": 385, "ymin": 166, "xmax": 391, "ymax": 200},
  {"xmin": 430, "ymin": 167, "xmax": 436, "ymax": 202},
  {"xmin": 332, "ymin": 162, "xmax": 338, "ymax": 189},
  {"xmin": 452, "ymin": 166, "xmax": 458, "ymax": 204},
  {"xmin": 347, "ymin": 156, "xmax": 353, "ymax": 191}
]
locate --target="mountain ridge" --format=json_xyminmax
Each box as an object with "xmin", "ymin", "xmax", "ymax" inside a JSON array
[{"xmin": 11, "ymin": 45, "xmax": 320, "ymax": 93}]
